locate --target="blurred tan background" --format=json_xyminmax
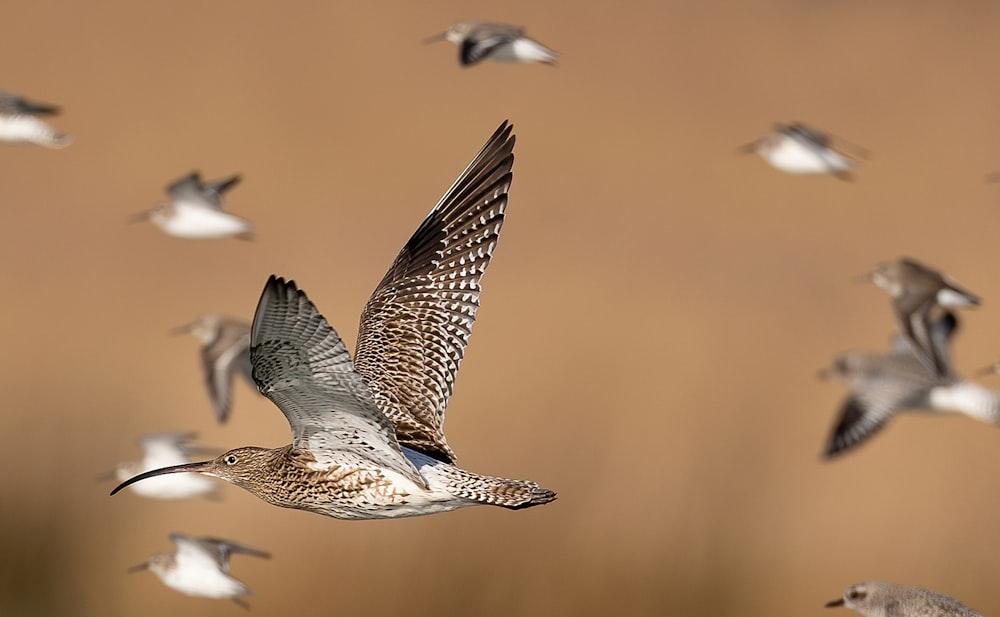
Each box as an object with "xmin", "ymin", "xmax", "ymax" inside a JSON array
[{"xmin": 4, "ymin": 0, "xmax": 1000, "ymax": 615}]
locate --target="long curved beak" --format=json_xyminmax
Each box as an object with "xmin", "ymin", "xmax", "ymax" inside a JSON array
[
  {"xmin": 127, "ymin": 562, "xmax": 150, "ymax": 573},
  {"xmin": 825, "ymin": 599, "xmax": 845, "ymax": 608},
  {"xmin": 422, "ymin": 31, "xmax": 447, "ymax": 44},
  {"xmin": 110, "ymin": 460, "xmax": 214, "ymax": 496}
]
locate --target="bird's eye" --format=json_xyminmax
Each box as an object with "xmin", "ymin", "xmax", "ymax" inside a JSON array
[
  {"xmin": 847, "ymin": 590, "xmax": 866, "ymax": 601},
  {"xmin": 224, "ymin": 454, "xmax": 238, "ymax": 465}
]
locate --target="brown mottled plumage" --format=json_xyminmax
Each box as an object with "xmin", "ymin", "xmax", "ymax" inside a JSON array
[
  {"xmin": 112, "ymin": 122, "xmax": 556, "ymax": 519},
  {"xmin": 826, "ymin": 581, "xmax": 983, "ymax": 617}
]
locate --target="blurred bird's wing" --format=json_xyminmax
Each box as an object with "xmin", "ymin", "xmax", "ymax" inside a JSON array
[
  {"xmin": 203, "ymin": 174, "xmax": 241, "ymax": 203},
  {"xmin": 823, "ymin": 356, "xmax": 934, "ymax": 458},
  {"xmin": 890, "ymin": 308, "xmax": 958, "ymax": 377},
  {"xmin": 353, "ymin": 121, "xmax": 515, "ymax": 463},
  {"xmin": 459, "ymin": 25, "xmax": 524, "ymax": 65},
  {"xmin": 0, "ymin": 92, "xmax": 60, "ymax": 116},
  {"xmin": 250, "ymin": 276, "xmax": 424, "ymax": 483},
  {"xmin": 823, "ymin": 397, "xmax": 894, "ymax": 458},
  {"xmin": 786, "ymin": 123, "xmax": 832, "ymax": 147},
  {"xmin": 203, "ymin": 325, "xmax": 252, "ymax": 423},
  {"xmin": 195, "ymin": 537, "xmax": 271, "ymax": 572},
  {"xmin": 166, "ymin": 172, "xmax": 216, "ymax": 208}
]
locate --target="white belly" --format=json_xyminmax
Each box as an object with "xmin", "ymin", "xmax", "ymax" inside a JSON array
[
  {"xmin": 0, "ymin": 115, "xmax": 69, "ymax": 148},
  {"xmin": 764, "ymin": 139, "xmax": 851, "ymax": 174},
  {"xmin": 156, "ymin": 204, "xmax": 252, "ymax": 239},
  {"xmin": 160, "ymin": 565, "xmax": 248, "ymax": 599},
  {"xmin": 489, "ymin": 39, "xmax": 557, "ymax": 64}
]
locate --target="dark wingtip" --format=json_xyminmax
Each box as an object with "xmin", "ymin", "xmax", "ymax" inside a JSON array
[
  {"xmin": 251, "ymin": 275, "xmax": 306, "ymax": 349},
  {"xmin": 820, "ymin": 441, "xmax": 843, "ymax": 460}
]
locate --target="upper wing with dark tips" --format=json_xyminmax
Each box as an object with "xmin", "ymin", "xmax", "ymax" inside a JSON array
[
  {"xmin": 823, "ymin": 357, "xmax": 934, "ymax": 458},
  {"xmin": 251, "ymin": 276, "xmax": 422, "ymax": 482},
  {"xmin": 202, "ymin": 328, "xmax": 251, "ymax": 423},
  {"xmin": 205, "ymin": 174, "xmax": 241, "ymax": 199},
  {"xmin": 823, "ymin": 397, "xmax": 895, "ymax": 458},
  {"xmin": 0, "ymin": 92, "xmax": 60, "ymax": 116},
  {"xmin": 461, "ymin": 35, "xmax": 510, "ymax": 65},
  {"xmin": 167, "ymin": 172, "xmax": 210, "ymax": 203},
  {"xmin": 16, "ymin": 97, "xmax": 60, "ymax": 116},
  {"xmin": 459, "ymin": 26, "xmax": 523, "ymax": 65},
  {"xmin": 196, "ymin": 538, "xmax": 271, "ymax": 571},
  {"xmin": 892, "ymin": 307, "xmax": 959, "ymax": 377},
  {"xmin": 787, "ymin": 123, "xmax": 832, "ymax": 147},
  {"xmin": 353, "ymin": 122, "xmax": 515, "ymax": 463}
]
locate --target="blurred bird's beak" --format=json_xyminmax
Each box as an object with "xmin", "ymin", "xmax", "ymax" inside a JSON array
[
  {"xmin": 126, "ymin": 209, "xmax": 152, "ymax": 224},
  {"xmin": 169, "ymin": 321, "xmax": 195, "ymax": 336},
  {"xmin": 825, "ymin": 599, "xmax": 845, "ymax": 608},
  {"xmin": 974, "ymin": 363, "xmax": 999, "ymax": 378},
  {"xmin": 422, "ymin": 31, "xmax": 447, "ymax": 44},
  {"xmin": 816, "ymin": 367, "xmax": 832, "ymax": 380},
  {"xmin": 110, "ymin": 460, "xmax": 214, "ymax": 496},
  {"xmin": 127, "ymin": 562, "xmax": 150, "ymax": 573},
  {"xmin": 735, "ymin": 140, "xmax": 759, "ymax": 155}
]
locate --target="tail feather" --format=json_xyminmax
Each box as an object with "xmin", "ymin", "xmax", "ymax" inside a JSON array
[
  {"xmin": 459, "ymin": 473, "xmax": 556, "ymax": 509},
  {"xmin": 428, "ymin": 461, "xmax": 556, "ymax": 509}
]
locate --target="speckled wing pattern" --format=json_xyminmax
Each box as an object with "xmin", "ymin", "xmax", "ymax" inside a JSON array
[
  {"xmin": 354, "ymin": 122, "xmax": 515, "ymax": 463},
  {"xmin": 250, "ymin": 276, "xmax": 424, "ymax": 484},
  {"xmin": 460, "ymin": 25, "xmax": 523, "ymax": 65}
]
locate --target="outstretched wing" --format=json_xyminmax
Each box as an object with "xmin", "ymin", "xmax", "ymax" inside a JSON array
[
  {"xmin": 250, "ymin": 276, "xmax": 423, "ymax": 483},
  {"xmin": 166, "ymin": 171, "xmax": 235, "ymax": 209},
  {"xmin": 460, "ymin": 25, "xmax": 523, "ymax": 65},
  {"xmin": 202, "ymin": 325, "xmax": 252, "ymax": 423},
  {"xmin": 823, "ymin": 352, "xmax": 936, "ymax": 458},
  {"xmin": 196, "ymin": 537, "xmax": 271, "ymax": 572},
  {"xmin": 823, "ymin": 397, "xmax": 895, "ymax": 458},
  {"xmin": 354, "ymin": 122, "xmax": 515, "ymax": 463},
  {"xmin": 786, "ymin": 122, "xmax": 832, "ymax": 147}
]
